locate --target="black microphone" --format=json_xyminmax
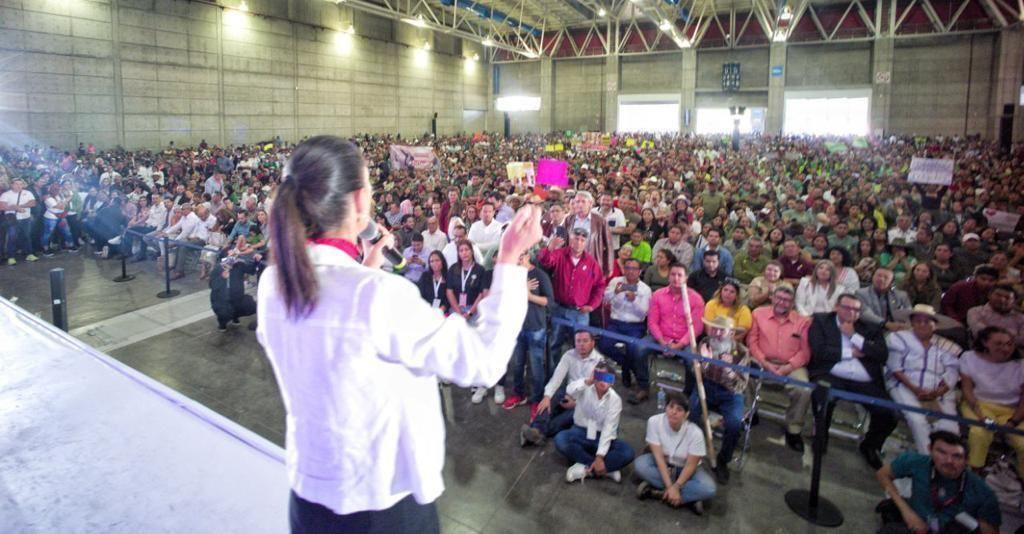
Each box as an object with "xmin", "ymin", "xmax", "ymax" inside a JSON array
[{"xmin": 359, "ymin": 220, "xmax": 407, "ymax": 269}]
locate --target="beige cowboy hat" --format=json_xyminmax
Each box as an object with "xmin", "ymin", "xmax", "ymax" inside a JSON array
[
  {"xmin": 892, "ymin": 304, "xmax": 961, "ymax": 330},
  {"xmin": 702, "ymin": 315, "xmax": 747, "ymax": 333}
]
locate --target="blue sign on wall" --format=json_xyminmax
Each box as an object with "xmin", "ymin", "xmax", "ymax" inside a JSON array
[{"xmin": 771, "ymin": 65, "xmax": 784, "ymax": 77}]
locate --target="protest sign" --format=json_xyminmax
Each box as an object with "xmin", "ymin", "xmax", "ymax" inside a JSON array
[
  {"xmin": 506, "ymin": 161, "xmax": 536, "ymax": 188},
  {"xmin": 580, "ymin": 132, "xmax": 610, "ymax": 151},
  {"xmin": 537, "ymin": 159, "xmax": 569, "ymax": 187},
  {"xmin": 389, "ymin": 145, "xmax": 436, "ymax": 170},
  {"xmin": 983, "ymin": 208, "xmax": 1022, "ymax": 233},
  {"xmin": 907, "ymin": 157, "xmax": 954, "ymax": 185}
]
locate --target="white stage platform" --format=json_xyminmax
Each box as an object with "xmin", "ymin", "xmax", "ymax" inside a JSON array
[{"xmin": 0, "ymin": 298, "xmax": 289, "ymax": 533}]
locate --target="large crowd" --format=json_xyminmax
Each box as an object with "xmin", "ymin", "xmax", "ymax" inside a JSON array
[{"xmin": 2, "ymin": 132, "xmax": 1024, "ymax": 531}]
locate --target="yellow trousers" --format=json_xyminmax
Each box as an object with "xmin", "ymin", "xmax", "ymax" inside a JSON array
[{"xmin": 960, "ymin": 401, "xmax": 1024, "ymax": 478}]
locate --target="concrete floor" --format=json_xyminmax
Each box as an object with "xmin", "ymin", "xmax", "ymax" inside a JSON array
[{"xmin": 1, "ymin": 252, "xmax": 892, "ymax": 533}]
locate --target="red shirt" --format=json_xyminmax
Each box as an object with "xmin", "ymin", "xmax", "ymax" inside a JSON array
[{"xmin": 537, "ymin": 247, "xmax": 606, "ymax": 309}]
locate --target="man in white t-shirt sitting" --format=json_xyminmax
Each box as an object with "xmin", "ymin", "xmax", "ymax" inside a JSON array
[
  {"xmin": 0, "ymin": 178, "xmax": 39, "ymax": 264},
  {"xmin": 554, "ymin": 361, "xmax": 635, "ymax": 484},
  {"xmin": 634, "ymin": 392, "xmax": 717, "ymax": 515}
]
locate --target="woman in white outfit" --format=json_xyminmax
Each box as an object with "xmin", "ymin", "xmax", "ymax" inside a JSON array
[
  {"xmin": 795, "ymin": 260, "xmax": 840, "ymax": 316},
  {"xmin": 256, "ymin": 136, "xmax": 542, "ymax": 532}
]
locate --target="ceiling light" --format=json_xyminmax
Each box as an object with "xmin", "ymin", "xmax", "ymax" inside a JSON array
[
  {"xmin": 239, "ymin": 0, "xmax": 249, "ymax": 11},
  {"xmin": 404, "ymin": 15, "xmax": 427, "ymax": 28},
  {"xmin": 597, "ymin": 7, "xmax": 607, "ymax": 16},
  {"xmin": 675, "ymin": 36, "xmax": 690, "ymax": 48},
  {"xmin": 473, "ymin": 53, "xmax": 480, "ymax": 60},
  {"xmin": 659, "ymin": 19, "xmax": 671, "ymax": 31},
  {"xmin": 779, "ymin": 5, "xmax": 793, "ymax": 21},
  {"xmin": 423, "ymin": 40, "xmax": 432, "ymax": 50},
  {"xmin": 482, "ymin": 37, "xmax": 494, "ymax": 46}
]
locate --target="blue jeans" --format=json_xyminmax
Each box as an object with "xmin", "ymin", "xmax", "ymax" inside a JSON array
[
  {"xmin": 549, "ymin": 305, "xmax": 589, "ymax": 363},
  {"xmin": 689, "ymin": 381, "xmax": 745, "ymax": 464},
  {"xmin": 633, "ymin": 453, "xmax": 717, "ymax": 503},
  {"xmin": 7, "ymin": 218, "xmax": 32, "ymax": 256},
  {"xmin": 509, "ymin": 328, "xmax": 547, "ymax": 402},
  {"xmin": 530, "ymin": 387, "xmax": 576, "ymax": 437},
  {"xmin": 597, "ymin": 319, "xmax": 647, "ymax": 387},
  {"xmin": 41, "ymin": 217, "xmax": 72, "ymax": 251},
  {"xmin": 553, "ymin": 425, "xmax": 636, "ymax": 472}
]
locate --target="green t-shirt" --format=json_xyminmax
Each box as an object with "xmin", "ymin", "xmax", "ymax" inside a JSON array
[
  {"xmin": 889, "ymin": 452, "xmax": 1001, "ymax": 529},
  {"xmin": 630, "ymin": 241, "xmax": 652, "ymax": 265}
]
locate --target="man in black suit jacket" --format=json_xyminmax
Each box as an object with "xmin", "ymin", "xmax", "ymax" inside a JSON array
[{"xmin": 808, "ymin": 293, "xmax": 898, "ymax": 469}]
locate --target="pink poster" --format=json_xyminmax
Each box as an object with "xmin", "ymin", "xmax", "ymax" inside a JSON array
[{"xmin": 536, "ymin": 159, "xmax": 569, "ymax": 187}]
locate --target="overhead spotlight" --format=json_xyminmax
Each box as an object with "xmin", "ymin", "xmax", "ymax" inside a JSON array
[
  {"xmin": 423, "ymin": 40, "xmax": 432, "ymax": 50},
  {"xmin": 779, "ymin": 5, "xmax": 793, "ymax": 21},
  {"xmin": 597, "ymin": 7, "xmax": 607, "ymax": 16},
  {"xmin": 482, "ymin": 37, "xmax": 495, "ymax": 46},
  {"xmin": 659, "ymin": 19, "xmax": 671, "ymax": 31}
]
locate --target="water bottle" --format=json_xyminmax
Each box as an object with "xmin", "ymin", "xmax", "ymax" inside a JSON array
[{"xmin": 657, "ymin": 388, "xmax": 666, "ymax": 410}]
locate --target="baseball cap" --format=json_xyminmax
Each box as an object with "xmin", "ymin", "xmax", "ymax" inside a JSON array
[{"xmin": 963, "ymin": 233, "xmax": 980, "ymax": 242}]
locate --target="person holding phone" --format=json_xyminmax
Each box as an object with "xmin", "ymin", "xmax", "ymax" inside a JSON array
[{"xmin": 601, "ymin": 258, "xmax": 652, "ymax": 397}]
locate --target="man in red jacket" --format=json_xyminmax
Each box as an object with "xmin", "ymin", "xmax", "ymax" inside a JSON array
[{"xmin": 538, "ymin": 227, "xmax": 607, "ymax": 363}]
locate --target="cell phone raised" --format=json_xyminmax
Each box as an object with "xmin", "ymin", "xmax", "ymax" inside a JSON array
[{"xmin": 593, "ymin": 371, "xmax": 616, "ymax": 385}]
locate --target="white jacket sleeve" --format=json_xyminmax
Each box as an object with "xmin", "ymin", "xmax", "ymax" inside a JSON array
[{"xmin": 370, "ymin": 264, "xmax": 528, "ymax": 387}]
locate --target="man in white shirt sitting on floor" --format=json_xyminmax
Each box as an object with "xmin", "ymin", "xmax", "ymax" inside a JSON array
[
  {"xmin": 554, "ymin": 360, "xmax": 635, "ymax": 484},
  {"xmin": 520, "ymin": 330, "xmax": 603, "ymax": 446}
]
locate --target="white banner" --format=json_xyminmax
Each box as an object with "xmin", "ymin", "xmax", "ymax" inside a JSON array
[
  {"xmin": 389, "ymin": 145, "xmax": 437, "ymax": 170},
  {"xmin": 983, "ymin": 209, "xmax": 1022, "ymax": 233},
  {"xmin": 908, "ymin": 157, "xmax": 954, "ymax": 185}
]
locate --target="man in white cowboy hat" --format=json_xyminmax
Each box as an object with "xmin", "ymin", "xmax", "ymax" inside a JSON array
[
  {"xmin": 886, "ymin": 304, "xmax": 964, "ymax": 454},
  {"xmin": 687, "ymin": 315, "xmax": 750, "ymax": 486}
]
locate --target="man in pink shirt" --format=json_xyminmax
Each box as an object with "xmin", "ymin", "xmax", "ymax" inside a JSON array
[
  {"xmin": 638, "ymin": 263, "xmax": 705, "ymax": 404},
  {"xmin": 538, "ymin": 227, "xmax": 606, "ymax": 361},
  {"xmin": 746, "ymin": 284, "xmax": 812, "ymax": 452}
]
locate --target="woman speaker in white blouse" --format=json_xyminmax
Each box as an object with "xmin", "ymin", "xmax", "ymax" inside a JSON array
[{"xmin": 257, "ymin": 136, "xmax": 542, "ymax": 532}]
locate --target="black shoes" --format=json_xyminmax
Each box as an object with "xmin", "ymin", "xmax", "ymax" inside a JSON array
[
  {"xmin": 785, "ymin": 432, "xmax": 805, "ymax": 453},
  {"xmin": 713, "ymin": 458, "xmax": 730, "ymax": 485},
  {"xmin": 859, "ymin": 442, "xmax": 883, "ymax": 470}
]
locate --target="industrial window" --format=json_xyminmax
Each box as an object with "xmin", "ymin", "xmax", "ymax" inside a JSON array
[
  {"xmin": 695, "ymin": 108, "xmax": 766, "ymax": 135},
  {"xmin": 784, "ymin": 90, "xmax": 870, "ymax": 136},
  {"xmin": 617, "ymin": 96, "xmax": 679, "ymax": 134}
]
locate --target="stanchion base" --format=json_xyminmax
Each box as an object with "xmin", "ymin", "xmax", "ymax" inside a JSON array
[
  {"xmin": 113, "ymin": 275, "xmax": 136, "ymax": 283},
  {"xmin": 157, "ymin": 290, "xmax": 180, "ymax": 299},
  {"xmin": 785, "ymin": 489, "xmax": 844, "ymax": 528}
]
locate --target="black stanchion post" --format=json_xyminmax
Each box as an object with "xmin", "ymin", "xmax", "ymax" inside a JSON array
[
  {"xmin": 785, "ymin": 383, "xmax": 844, "ymax": 527},
  {"xmin": 49, "ymin": 268, "xmax": 68, "ymax": 332},
  {"xmin": 112, "ymin": 236, "xmax": 135, "ymax": 283},
  {"xmin": 157, "ymin": 236, "xmax": 179, "ymax": 299}
]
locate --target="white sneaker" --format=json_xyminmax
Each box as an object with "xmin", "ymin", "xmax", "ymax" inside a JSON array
[
  {"xmin": 607, "ymin": 470, "xmax": 621, "ymax": 483},
  {"xmin": 566, "ymin": 463, "xmax": 588, "ymax": 483},
  {"xmin": 494, "ymin": 385, "xmax": 506, "ymax": 405},
  {"xmin": 471, "ymin": 387, "xmax": 487, "ymax": 404}
]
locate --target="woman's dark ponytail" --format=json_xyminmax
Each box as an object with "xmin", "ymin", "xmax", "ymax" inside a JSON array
[{"xmin": 270, "ymin": 136, "xmax": 366, "ymax": 320}]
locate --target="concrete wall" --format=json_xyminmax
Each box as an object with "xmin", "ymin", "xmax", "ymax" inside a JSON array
[
  {"xmin": 786, "ymin": 42, "xmax": 872, "ymax": 88},
  {"xmin": 0, "ymin": 0, "xmax": 488, "ymax": 149},
  {"xmin": 553, "ymin": 58, "xmax": 604, "ymax": 132},
  {"xmin": 621, "ymin": 54, "xmax": 681, "ymax": 93},
  {"xmin": 890, "ymin": 34, "xmax": 995, "ymax": 136}
]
